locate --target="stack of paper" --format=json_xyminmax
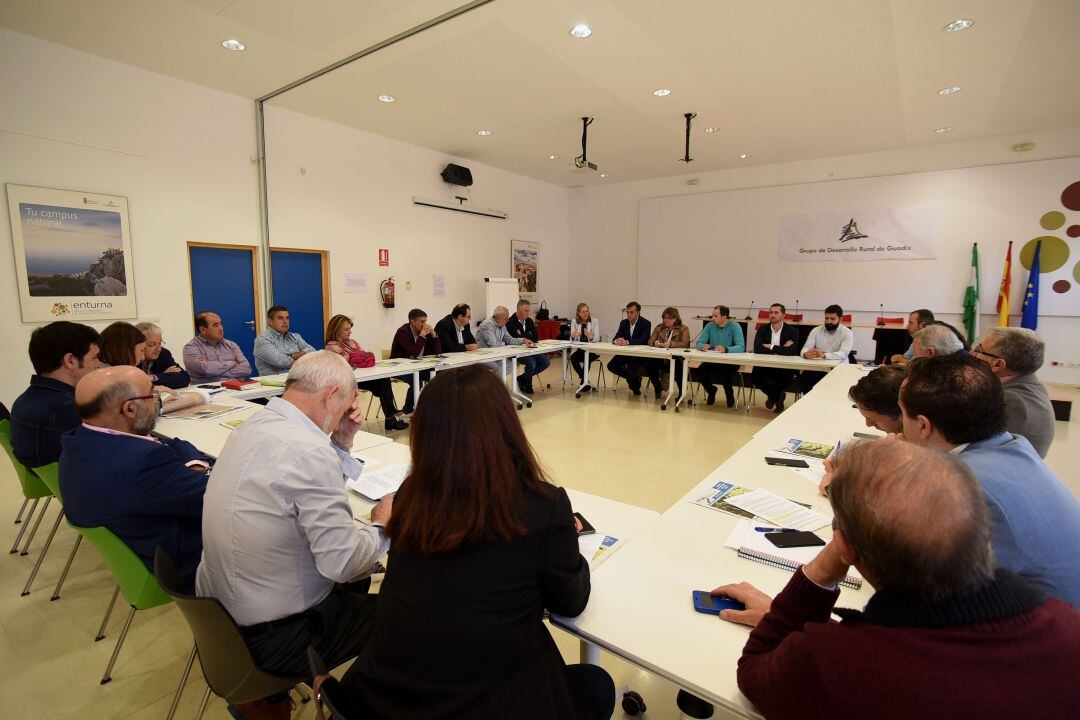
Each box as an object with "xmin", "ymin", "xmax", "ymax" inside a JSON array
[
  {"xmin": 346, "ymin": 463, "xmax": 409, "ymax": 500},
  {"xmin": 577, "ymin": 534, "xmax": 622, "ymax": 568},
  {"xmin": 723, "ymin": 489, "xmax": 830, "ymax": 531}
]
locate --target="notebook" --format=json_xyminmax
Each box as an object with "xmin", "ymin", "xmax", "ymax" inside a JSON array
[{"xmin": 724, "ymin": 520, "xmax": 862, "ymax": 589}]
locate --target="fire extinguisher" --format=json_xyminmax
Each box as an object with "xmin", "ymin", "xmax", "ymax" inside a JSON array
[{"xmin": 380, "ymin": 276, "xmax": 395, "ymax": 308}]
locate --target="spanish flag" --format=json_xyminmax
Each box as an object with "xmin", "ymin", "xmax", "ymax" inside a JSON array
[{"xmin": 996, "ymin": 241, "xmax": 1012, "ymax": 327}]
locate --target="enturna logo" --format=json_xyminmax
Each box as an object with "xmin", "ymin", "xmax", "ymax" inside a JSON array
[
  {"xmin": 72, "ymin": 301, "xmax": 114, "ymax": 313},
  {"xmin": 51, "ymin": 303, "xmax": 70, "ymax": 316}
]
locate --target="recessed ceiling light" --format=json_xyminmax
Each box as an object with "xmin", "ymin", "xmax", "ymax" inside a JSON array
[
  {"xmin": 378, "ymin": 94, "xmax": 396, "ymax": 103},
  {"xmin": 548, "ymin": 154, "xmax": 559, "ymax": 160},
  {"xmin": 477, "ymin": 129, "xmax": 493, "ymax": 136},
  {"xmin": 569, "ymin": 24, "xmax": 592, "ymax": 38},
  {"xmin": 944, "ymin": 19, "xmax": 974, "ymax": 32},
  {"xmin": 938, "ymin": 86, "xmax": 962, "ymax": 95},
  {"xmin": 599, "ymin": 173, "xmax": 607, "ymax": 178},
  {"xmin": 653, "ymin": 88, "xmax": 671, "ymax": 97},
  {"xmin": 739, "ymin": 153, "xmax": 751, "ymax": 159},
  {"xmin": 703, "ymin": 127, "xmax": 718, "ymax": 134},
  {"xmin": 222, "ymin": 38, "xmax": 246, "ymax": 52},
  {"xmin": 935, "ymin": 127, "xmax": 954, "ymax": 134}
]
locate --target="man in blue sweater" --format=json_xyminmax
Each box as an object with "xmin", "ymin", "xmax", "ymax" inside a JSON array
[
  {"xmin": 689, "ymin": 305, "xmax": 745, "ymax": 407},
  {"xmin": 899, "ymin": 353, "xmax": 1079, "ymax": 607}
]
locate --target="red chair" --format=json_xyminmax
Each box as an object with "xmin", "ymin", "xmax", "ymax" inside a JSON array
[
  {"xmin": 755, "ymin": 310, "xmax": 803, "ymax": 329},
  {"xmin": 537, "ymin": 320, "xmax": 562, "ymax": 341}
]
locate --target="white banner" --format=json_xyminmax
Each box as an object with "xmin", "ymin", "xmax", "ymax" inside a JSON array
[{"xmin": 778, "ymin": 205, "xmax": 940, "ymax": 262}]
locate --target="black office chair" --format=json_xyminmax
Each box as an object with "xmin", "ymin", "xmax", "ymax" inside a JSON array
[
  {"xmin": 307, "ymin": 646, "xmax": 356, "ymax": 720},
  {"xmin": 154, "ymin": 548, "xmax": 306, "ymax": 720}
]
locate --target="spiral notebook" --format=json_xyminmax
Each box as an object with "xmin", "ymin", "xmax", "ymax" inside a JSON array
[
  {"xmin": 736, "ymin": 547, "xmax": 862, "ymax": 590},
  {"xmin": 725, "ymin": 520, "xmax": 862, "ymax": 590}
]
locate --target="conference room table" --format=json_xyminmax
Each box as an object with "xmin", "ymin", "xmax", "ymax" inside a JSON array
[
  {"xmin": 248, "ymin": 356, "xmax": 442, "ymax": 403},
  {"xmin": 550, "ymin": 364, "xmax": 878, "ymax": 718}
]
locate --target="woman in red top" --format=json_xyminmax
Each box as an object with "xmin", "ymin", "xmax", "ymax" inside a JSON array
[{"xmin": 325, "ymin": 314, "xmax": 408, "ymax": 431}]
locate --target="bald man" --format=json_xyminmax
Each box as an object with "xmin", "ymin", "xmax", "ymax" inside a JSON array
[
  {"xmin": 713, "ymin": 441, "xmax": 1080, "ymax": 719},
  {"xmin": 59, "ymin": 366, "xmax": 210, "ymax": 589}
]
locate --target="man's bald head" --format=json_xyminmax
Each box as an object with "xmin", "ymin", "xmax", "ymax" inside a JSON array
[
  {"xmin": 829, "ymin": 440, "xmax": 993, "ymax": 601},
  {"xmin": 75, "ymin": 366, "xmax": 153, "ymax": 428}
]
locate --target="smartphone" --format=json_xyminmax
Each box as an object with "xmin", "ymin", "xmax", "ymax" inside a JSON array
[
  {"xmin": 573, "ymin": 512, "xmax": 595, "ymax": 536},
  {"xmin": 853, "ymin": 432, "xmax": 880, "ymax": 440},
  {"xmin": 764, "ymin": 456, "xmax": 810, "ymax": 468},
  {"xmin": 692, "ymin": 590, "xmax": 745, "ymax": 615},
  {"xmin": 765, "ymin": 531, "xmax": 825, "ymax": 549}
]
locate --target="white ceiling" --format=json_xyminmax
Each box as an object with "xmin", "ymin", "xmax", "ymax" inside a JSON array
[{"xmin": 3, "ymin": 0, "xmax": 1079, "ymax": 187}]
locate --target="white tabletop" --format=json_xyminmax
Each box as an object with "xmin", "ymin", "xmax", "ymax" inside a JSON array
[
  {"xmin": 549, "ymin": 365, "xmax": 877, "ymax": 717},
  {"xmin": 683, "ymin": 349, "xmax": 839, "ymax": 372}
]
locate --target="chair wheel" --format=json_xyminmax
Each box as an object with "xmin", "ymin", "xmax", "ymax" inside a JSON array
[{"xmin": 622, "ymin": 690, "xmax": 647, "ymax": 716}]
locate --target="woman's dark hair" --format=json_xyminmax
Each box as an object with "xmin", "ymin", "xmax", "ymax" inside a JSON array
[
  {"xmin": 901, "ymin": 354, "xmax": 1006, "ymax": 444},
  {"xmin": 661, "ymin": 306, "xmax": 684, "ymax": 326},
  {"xmin": 28, "ymin": 322, "xmax": 100, "ymax": 374},
  {"xmin": 98, "ymin": 322, "xmax": 146, "ymax": 366},
  {"xmin": 388, "ymin": 365, "xmax": 552, "ymax": 554},
  {"xmin": 848, "ymin": 365, "xmax": 907, "ymax": 418}
]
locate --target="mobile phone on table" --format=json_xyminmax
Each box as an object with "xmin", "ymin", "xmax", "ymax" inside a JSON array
[
  {"xmin": 692, "ymin": 590, "xmax": 745, "ymax": 615},
  {"xmin": 764, "ymin": 456, "xmax": 810, "ymax": 468},
  {"xmin": 764, "ymin": 531, "xmax": 825, "ymax": 549},
  {"xmin": 573, "ymin": 512, "xmax": 595, "ymax": 536}
]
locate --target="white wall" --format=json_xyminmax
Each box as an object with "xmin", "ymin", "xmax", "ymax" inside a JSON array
[
  {"xmin": 570, "ymin": 130, "xmax": 1080, "ymax": 383},
  {"xmin": 263, "ymin": 105, "xmax": 570, "ymax": 355}
]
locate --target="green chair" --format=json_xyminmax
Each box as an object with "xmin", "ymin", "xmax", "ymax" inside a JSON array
[
  {"xmin": 71, "ymin": 523, "xmax": 172, "ymax": 684},
  {"xmin": 0, "ymin": 419, "xmax": 54, "ymax": 555},
  {"xmin": 20, "ymin": 463, "xmax": 83, "ymax": 599}
]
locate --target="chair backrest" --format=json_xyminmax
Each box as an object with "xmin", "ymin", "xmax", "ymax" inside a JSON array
[
  {"xmin": 0, "ymin": 419, "xmax": 51, "ymax": 500},
  {"xmin": 307, "ymin": 647, "xmax": 354, "ymax": 720},
  {"xmin": 32, "ymin": 463, "xmax": 62, "ymax": 501},
  {"xmin": 72, "ymin": 523, "xmax": 171, "ymax": 610},
  {"xmin": 537, "ymin": 320, "xmax": 561, "ymax": 341},
  {"xmin": 841, "ymin": 314, "xmax": 852, "ymax": 325},
  {"xmin": 380, "ymin": 349, "xmax": 390, "ymax": 360},
  {"xmin": 155, "ymin": 549, "xmax": 302, "ymax": 705}
]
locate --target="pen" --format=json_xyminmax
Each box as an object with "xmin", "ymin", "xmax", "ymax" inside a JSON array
[{"xmin": 754, "ymin": 527, "xmax": 801, "ymax": 533}]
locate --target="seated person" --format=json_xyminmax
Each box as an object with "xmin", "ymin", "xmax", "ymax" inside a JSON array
[
  {"xmin": 341, "ymin": 365, "xmax": 615, "ymax": 720},
  {"xmin": 253, "ymin": 305, "xmax": 315, "ymax": 375},
  {"xmin": 476, "ymin": 307, "xmax": 532, "ymax": 367},
  {"xmin": 390, "ymin": 308, "xmax": 441, "ymax": 414},
  {"xmin": 325, "ymin": 314, "xmax": 408, "ymax": 431},
  {"xmin": 98, "ymin": 321, "xmax": 147, "ymax": 368},
  {"xmin": 645, "ymin": 307, "xmax": 691, "ymax": 398},
  {"xmin": 927, "ymin": 319, "xmax": 970, "ymax": 351},
  {"xmin": 135, "ymin": 322, "xmax": 190, "ymax": 389},
  {"xmin": 912, "ymin": 324, "xmax": 964, "ymax": 358},
  {"xmin": 569, "ymin": 302, "xmax": 600, "ymax": 393},
  {"xmin": 714, "ymin": 440, "xmax": 1080, "ymax": 719},
  {"xmin": 889, "ymin": 308, "xmax": 934, "ymax": 365},
  {"xmin": 10, "ymin": 322, "xmax": 101, "ymax": 468},
  {"xmin": 690, "ymin": 304, "xmax": 745, "ymax": 408},
  {"xmin": 798, "ymin": 303, "xmax": 854, "ymax": 393},
  {"xmin": 434, "ymin": 303, "xmax": 479, "ymax": 353},
  {"xmin": 198, "ymin": 351, "xmax": 392, "ymax": 719},
  {"xmin": 752, "ymin": 303, "xmax": 799, "ymax": 413},
  {"xmin": 848, "ymin": 364, "xmax": 907, "ymax": 433},
  {"xmin": 60, "ymin": 366, "xmax": 209, "ymax": 588},
  {"xmin": 973, "ymin": 327, "xmax": 1055, "ymax": 458},
  {"xmin": 898, "ymin": 353, "xmax": 1080, "ymax": 606},
  {"xmin": 506, "ymin": 299, "xmax": 550, "ymax": 395},
  {"xmin": 182, "ymin": 311, "xmax": 251, "ymax": 384},
  {"xmin": 607, "ymin": 301, "xmax": 652, "ymax": 396}
]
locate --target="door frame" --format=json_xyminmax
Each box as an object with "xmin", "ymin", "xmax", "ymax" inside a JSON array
[
  {"xmin": 186, "ymin": 242, "xmax": 263, "ymax": 334},
  {"xmin": 269, "ymin": 247, "xmax": 331, "ymax": 328}
]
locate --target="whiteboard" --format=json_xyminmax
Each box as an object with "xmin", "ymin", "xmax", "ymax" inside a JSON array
[
  {"xmin": 484, "ymin": 277, "xmax": 519, "ymax": 320},
  {"xmin": 637, "ymin": 157, "xmax": 1080, "ymax": 316}
]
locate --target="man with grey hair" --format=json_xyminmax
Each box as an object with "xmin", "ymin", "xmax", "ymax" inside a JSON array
[
  {"xmin": 476, "ymin": 306, "xmax": 534, "ymax": 351},
  {"xmin": 912, "ymin": 323, "xmax": 964, "ymax": 358},
  {"xmin": 973, "ymin": 327, "xmax": 1055, "ymax": 457},
  {"xmin": 59, "ymin": 366, "xmax": 209, "ymax": 588},
  {"xmin": 198, "ymin": 351, "xmax": 392, "ymax": 719},
  {"xmin": 713, "ymin": 440, "xmax": 1080, "ymax": 718},
  {"xmin": 134, "ymin": 321, "xmax": 190, "ymax": 389}
]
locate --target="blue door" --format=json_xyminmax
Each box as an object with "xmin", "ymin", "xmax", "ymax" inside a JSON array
[
  {"xmin": 270, "ymin": 249, "xmax": 327, "ymax": 350},
  {"xmin": 188, "ymin": 244, "xmax": 259, "ymax": 373}
]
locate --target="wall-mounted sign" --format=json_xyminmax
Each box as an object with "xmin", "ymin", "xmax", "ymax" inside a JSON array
[{"xmin": 378, "ymin": 248, "xmax": 389, "ymax": 266}]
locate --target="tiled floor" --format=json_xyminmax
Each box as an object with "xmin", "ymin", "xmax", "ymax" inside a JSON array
[{"xmin": 1, "ymin": 368, "xmax": 1076, "ymax": 719}]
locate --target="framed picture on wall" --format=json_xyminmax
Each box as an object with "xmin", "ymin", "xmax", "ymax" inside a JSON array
[
  {"xmin": 511, "ymin": 239, "xmax": 538, "ymax": 303},
  {"xmin": 5, "ymin": 184, "xmax": 138, "ymax": 322}
]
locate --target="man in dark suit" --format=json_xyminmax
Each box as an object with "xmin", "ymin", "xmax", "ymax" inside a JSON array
[
  {"xmin": 506, "ymin": 299, "xmax": 550, "ymax": 394},
  {"xmin": 752, "ymin": 302, "xmax": 800, "ymax": 413},
  {"xmin": 434, "ymin": 303, "xmax": 479, "ymax": 354},
  {"xmin": 60, "ymin": 365, "xmax": 210, "ymax": 590},
  {"xmin": 391, "ymin": 308, "xmax": 442, "ymax": 414},
  {"xmin": 607, "ymin": 301, "xmax": 653, "ymax": 396}
]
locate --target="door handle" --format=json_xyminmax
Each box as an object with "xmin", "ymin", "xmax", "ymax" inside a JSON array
[{"xmin": 244, "ymin": 320, "xmax": 255, "ymax": 326}]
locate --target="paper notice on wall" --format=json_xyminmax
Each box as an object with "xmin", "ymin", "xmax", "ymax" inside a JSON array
[
  {"xmin": 433, "ymin": 274, "xmax": 446, "ymax": 297},
  {"xmin": 778, "ymin": 205, "xmax": 939, "ymax": 262},
  {"xmin": 345, "ymin": 273, "xmax": 367, "ymax": 293}
]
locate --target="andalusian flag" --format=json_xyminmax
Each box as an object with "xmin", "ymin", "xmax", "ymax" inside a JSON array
[
  {"xmin": 962, "ymin": 243, "xmax": 980, "ymax": 345},
  {"xmin": 1021, "ymin": 240, "xmax": 1041, "ymax": 330},
  {"xmin": 996, "ymin": 241, "xmax": 1012, "ymax": 327}
]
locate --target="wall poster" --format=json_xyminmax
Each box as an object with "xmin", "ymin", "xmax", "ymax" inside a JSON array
[{"xmin": 511, "ymin": 239, "xmax": 538, "ymax": 303}]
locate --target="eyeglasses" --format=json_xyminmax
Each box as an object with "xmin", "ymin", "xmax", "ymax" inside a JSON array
[
  {"xmin": 971, "ymin": 345, "xmax": 1002, "ymax": 360},
  {"xmin": 123, "ymin": 394, "xmax": 163, "ymax": 413}
]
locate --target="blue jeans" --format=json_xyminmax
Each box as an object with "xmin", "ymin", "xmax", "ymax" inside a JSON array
[{"xmin": 517, "ymin": 354, "xmax": 550, "ymax": 389}]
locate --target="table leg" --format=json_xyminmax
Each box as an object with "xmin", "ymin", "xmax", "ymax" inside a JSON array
[
  {"xmin": 412, "ymin": 371, "xmax": 421, "ymax": 406},
  {"xmin": 507, "ymin": 355, "xmax": 531, "ymax": 408},
  {"xmin": 561, "ymin": 348, "xmax": 570, "ymax": 385},
  {"xmin": 580, "ymin": 639, "xmax": 601, "ymax": 666},
  {"xmin": 674, "ymin": 356, "xmax": 690, "ymax": 411},
  {"xmin": 661, "ymin": 355, "xmax": 677, "ymax": 410}
]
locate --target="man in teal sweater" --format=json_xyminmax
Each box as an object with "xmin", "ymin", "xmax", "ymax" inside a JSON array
[{"xmin": 690, "ymin": 305, "xmax": 745, "ymax": 407}]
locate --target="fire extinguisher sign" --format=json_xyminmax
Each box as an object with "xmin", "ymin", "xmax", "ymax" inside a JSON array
[{"xmin": 378, "ymin": 249, "xmax": 390, "ymax": 267}]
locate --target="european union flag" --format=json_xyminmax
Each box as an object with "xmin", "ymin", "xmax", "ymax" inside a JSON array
[{"xmin": 1021, "ymin": 240, "xmax": 1040, "ymax": 330}]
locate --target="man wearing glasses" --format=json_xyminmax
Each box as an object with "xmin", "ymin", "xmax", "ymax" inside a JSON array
[
  {"xmin": 135, "ymin": 321, "xmax": 190, "ymax": 389},
  {"xmin": 59, "ymin": 365, "xmax": 211, "ymax": 591}
]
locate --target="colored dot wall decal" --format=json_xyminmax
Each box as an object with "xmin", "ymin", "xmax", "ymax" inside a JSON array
[
  {"xmin": 1064, "ymin": 181, "xmax": 1080, "ymax": 211},
  {"xmin": 1075, "ymin": 261, "xmax": 1080, "ymax": 285},
  {"xmin": 1069, "ymin": 225, "xmax": 1080, "ymax": 238},
  {"xmin": 1020, "ymin": 236, "xmax": 1070, "ymax": 273},
  {"xmin": 1052, "ymin": 280, "xmax": 1070, "ymax": 293},
  {"xmin": 1040, "ymin": 211, "xmax": 1066, "ymax": 230}
]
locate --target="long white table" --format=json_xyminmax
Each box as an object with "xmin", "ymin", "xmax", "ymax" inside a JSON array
[
  {"xmin": 549, "ymin": 365, "xmax": 877, "ymax": 717},
  {"xmin": 248, "ymin": 357, "xmax": 442, "ymax": 403}
]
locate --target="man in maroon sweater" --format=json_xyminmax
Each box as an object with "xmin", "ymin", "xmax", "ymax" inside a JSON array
[
  {"xmin": 390, "ymin": 308, "xmax": 442, "ymax": 414},
  {"xmin": 712, "ymin": 440, "xmax": 1080, "ymax": 720}
]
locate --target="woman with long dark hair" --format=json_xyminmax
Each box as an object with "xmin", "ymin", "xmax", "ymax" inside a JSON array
[{"xmin": 342, "ymin": 365, "xmax": 615, "ymax": 720}]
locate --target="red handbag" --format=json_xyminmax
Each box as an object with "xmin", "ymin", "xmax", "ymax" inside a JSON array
[{"xmin": 347, "ymin": 347, "xmax": 376, "ymax": 368}]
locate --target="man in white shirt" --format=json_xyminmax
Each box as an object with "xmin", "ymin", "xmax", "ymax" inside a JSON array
[
  {"xmin": 197, "ymin": 351, "xmax": 392, "ymax": 719},
  {"xmin": 799, "ymin": 304, "xmax": 855, "ymax": 393}
]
